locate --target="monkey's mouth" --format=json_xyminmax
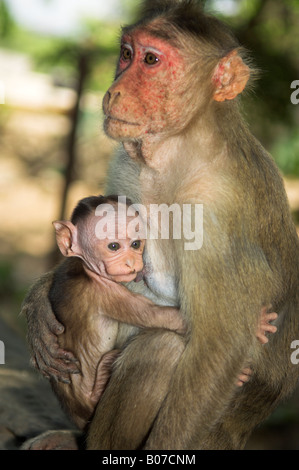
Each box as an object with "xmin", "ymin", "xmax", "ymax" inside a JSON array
[
  {"xmin": 105, "ymin": 115, "xmax": 139, "ymax": 127},
  {"xmin": 109, "ymin": 270, "xmax": 138, "ymax": 283},
  {"xmin": 125, "ymin": 270, "xmax": 137, "ymax": 278},
  {"xmin": 111, "ymin": 269, "xmax": 136, "ymax": 275}
]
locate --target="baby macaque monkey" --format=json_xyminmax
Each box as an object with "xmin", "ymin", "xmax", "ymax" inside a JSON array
[
  {"xmin": 50, "ymin": 194, "xmax": 277, "ymax": 430},
  {"xmin": 50, "ymin": 195, "xmax": 185, "ymax": 429}
]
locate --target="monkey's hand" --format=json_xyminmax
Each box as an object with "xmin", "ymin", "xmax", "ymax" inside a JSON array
[
  {"xmin": 236, "ymin": 367, "xmax": 252, "ymax": 387},
  {"xmin": 21, "ymin": 271, "xmax": 80, "ymax": 383},
  {"xmin": 256, "ymin": 306, "xmax": 278, "ymax": 345}
]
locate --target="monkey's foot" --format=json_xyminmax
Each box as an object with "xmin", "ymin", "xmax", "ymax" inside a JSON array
[{"xmin": 21, "ymin": 430, "xmax": 83, "ymax": 450}]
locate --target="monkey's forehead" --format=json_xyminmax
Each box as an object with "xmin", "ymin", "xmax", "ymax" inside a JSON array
[
  {"xmin": 120, "ymin": 4, "xmax": 239, "ymax": 53},
  {"xmin": 89, "ymin": 211, "xmax": 146, "ymax": 241},
  {"xmin": 121, "ymin": 20, "xmax": 178, "ymax": 46}
]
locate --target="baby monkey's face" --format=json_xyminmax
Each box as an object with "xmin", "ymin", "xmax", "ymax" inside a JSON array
[
  {"xmin": 54, "ymin": 206, "xmax": 146, "ymax": 283},
  {"xmin": 90, "ymin": 211, "xmax": 146, "ymax": 283},
  {"xmin": 97, "ymin": 236, "xmax": 145, "ymax": 283}
]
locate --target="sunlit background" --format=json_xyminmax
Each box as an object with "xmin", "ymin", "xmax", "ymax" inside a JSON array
[{"xmin": 0, "ymin": 0, "xmax": 299, "ymax": 449}]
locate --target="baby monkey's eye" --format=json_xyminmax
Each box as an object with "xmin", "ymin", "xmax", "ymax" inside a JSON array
[
  {"xmin": 131, "ymin": 240, "xmax": 141, "ymax": 250},
  {"xmin": 108, "ymin": 242, "xmax": 120, "ymax": 251},
  {"xmin": 144, "ymin": 52, "xmax": 159, "ymax": 65}
]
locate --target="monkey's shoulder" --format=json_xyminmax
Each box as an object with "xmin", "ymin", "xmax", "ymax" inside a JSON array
[
  {"xmin": 49, "ymin": 258, "xmax": 96, "ymax": 315},
  {"xmin": 52, "ymin": 257, "xmax": 88, "ymax": 283}
]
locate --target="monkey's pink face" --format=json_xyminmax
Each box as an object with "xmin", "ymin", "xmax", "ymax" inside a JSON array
[
  {"xmin": 89, "ymin": 212, "xmax": 145, "ymax": 283},
  {"xmin": 95, "ymin": 237, "xmax": 145, "ymax": 283},
  {"xmin": 102, "ymin": 29, "xmax": 188, "ymax": 141}
]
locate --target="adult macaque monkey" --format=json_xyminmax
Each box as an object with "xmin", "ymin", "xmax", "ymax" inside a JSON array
[{"xmin": 22, "ymin": 0, "xmax": 299, "ymax": 450}]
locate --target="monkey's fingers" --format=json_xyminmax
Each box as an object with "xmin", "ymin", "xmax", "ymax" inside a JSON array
[
  {"xmin": 236, "ymin": 367, "xmax": 252, "ymax": 387},
  {"xmin": 43, "ymin": 337, "xmax": 79, "ymax": 363},
  {"xmin": 263, "ymin": 312, "xmax": 278, "ymax": 323},
  {"xmin": 33, "ymin": 336, "xmax": 80, "ymax": 382},
  {"xmin": 45, "ymin": 314, "xmax": 65, "ymax": 336},
  {"xmin": 257, "ymin": 324, "xmax": 277, "ymax": 345},
  {"xmin": 34, "ymin": 351, "xmax": 79, "ymax": 384},
  {"xmin": 36, "ymin": 314, "xmax": 78, "ymax": 363},
  {"xmin": 256, "ymin": 333, "xmax": 269, "ymax": 344},
  {"xmin": 236, "ymin": 368, "xmax": 252, "ymax": 387},
  {"xmin": 263, "ymin": 324, "xmax": 277, "ymax": 334}
]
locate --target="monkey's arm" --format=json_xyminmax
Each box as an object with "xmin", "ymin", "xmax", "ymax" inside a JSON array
[
  {"xmin": 97, "ymin": 276, "xmax": 185, "ymax": 333},
  {"xmin": 21, "ymin": 268, "xmax": 80, "ymax": 383}
]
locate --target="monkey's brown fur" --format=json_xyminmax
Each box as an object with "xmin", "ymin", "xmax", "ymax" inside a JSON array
[
  {"xmin": 48, "ymin": 258, "xmax": 120, "ymax": 430},
  {"xmin": 22, "ymin": 0, "xmax": 299, "ymax": 450}
]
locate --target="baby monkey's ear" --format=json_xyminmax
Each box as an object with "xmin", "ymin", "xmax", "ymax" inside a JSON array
[{"xmin": 53, "ymin": 221, "xmax": 81, "ymax": 258}]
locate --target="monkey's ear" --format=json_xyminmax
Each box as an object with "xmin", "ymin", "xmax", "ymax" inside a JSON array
[
  {"xmin": 53, "ymin": 221, "xmax": 80, "ymax": 258},
  {"xmin": 212, "ymin": 50, "xmax": 250, "ymax": 102}
]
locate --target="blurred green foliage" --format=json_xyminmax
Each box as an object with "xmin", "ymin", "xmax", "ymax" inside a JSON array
[
  {"xmin": 0, "ymin": 0, "xmax": 14, "ymax": 37},
  {"xmin": 209, "ymin": 0, "xmax": 299, "ymax": 176},
  {"xmin": 273, "ymin": 130, "xmax": 299, "ymax": 176},
  {"xmin": 0, "ymin": 0, "xmax": 120, "ymax": 92}
]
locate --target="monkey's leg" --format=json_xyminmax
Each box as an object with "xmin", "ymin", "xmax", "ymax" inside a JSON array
[
  {"xmin": 199, "ymin": 377, "xmax": 282, "ymax": 450},
  {"xmin": 87, "ymin": 329, "xmax": 184, "ymax": 450},
  {"xmin": 90, "ymin": 349, "xmax": 121, "ymax": 404},
  {"xmin": 201, "ymin": 341, "xmax": 299, "ymax": 450}
]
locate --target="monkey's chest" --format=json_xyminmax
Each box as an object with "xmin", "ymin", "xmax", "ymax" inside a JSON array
[{"xmin": 143, "ymin": 240, "xmax": 178, "ymax": 306}]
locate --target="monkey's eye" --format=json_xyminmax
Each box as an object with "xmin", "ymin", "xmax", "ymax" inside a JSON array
[
  {"xmin": 131, "ymin": 240, "xmax": 141, "ymax": 250},
  {"xmin": 122, "ymin": 47, "xmax": 132, "ymax": 61},
  {"xmin": 108, "ymin": 242, "xmax": 120, "ymax": 251},
  {"xmin": 144, "ymin": 52, "xmax": 159, "ymax": 65}
]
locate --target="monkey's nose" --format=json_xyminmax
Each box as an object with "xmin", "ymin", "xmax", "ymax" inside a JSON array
[
  {"xmin": 125, "ymin": 258, "xmax": 135, "ymax": 269},
  {"xmin": 103, "ymin": 90, "xmax": 121, "ymax": 114}
]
